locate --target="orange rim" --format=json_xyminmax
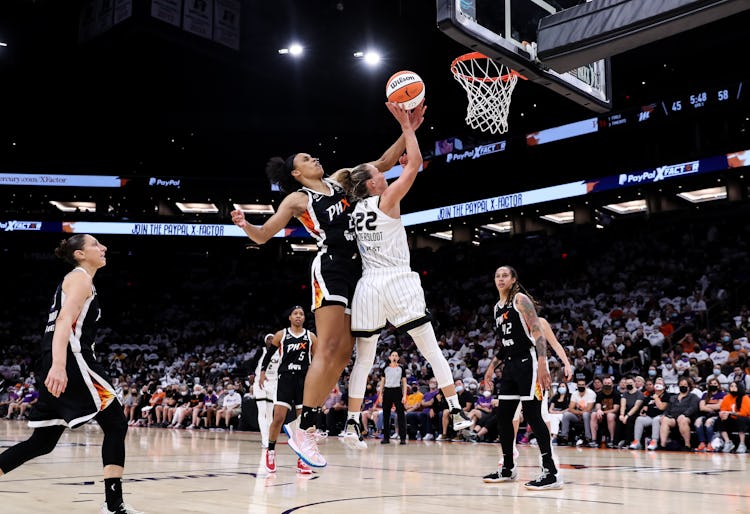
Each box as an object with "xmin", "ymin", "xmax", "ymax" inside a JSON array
[{"xmin": 450, "ymin": 52, "xmax": 526, "ymax": 82}]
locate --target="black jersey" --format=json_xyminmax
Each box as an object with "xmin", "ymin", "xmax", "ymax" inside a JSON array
[
  {"xmin": 278, "ymin": 328, "xmax": 313, "ymax": 374},
  {"xmin": 493, "ymin": 296, "xmax": 535, "ymax": 358},
  {"xmin": 297, "ymin": 178, "xmax": 358, "ymax": 255},
  {"xmin": 42, "ymin": 267, "xmax": 101, "ymax": 361}
]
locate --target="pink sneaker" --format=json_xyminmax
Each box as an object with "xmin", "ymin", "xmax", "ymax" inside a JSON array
[{"xmin": 284, "ymin": 423, "xmax": 327, "ymax": 468}]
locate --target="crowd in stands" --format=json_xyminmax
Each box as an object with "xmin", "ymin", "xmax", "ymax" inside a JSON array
[{"xmin": 2, "ymin": 207, "xmax": 750, "ymax": 453}]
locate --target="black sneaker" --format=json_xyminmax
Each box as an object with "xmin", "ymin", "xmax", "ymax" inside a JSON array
[
  {"xmin": 483, "ymin": 466, "xmax": 517, "ymax": 483},
  {"xmin": 524, "ymin": 468, "xmax": 563, "ymax": 490}
]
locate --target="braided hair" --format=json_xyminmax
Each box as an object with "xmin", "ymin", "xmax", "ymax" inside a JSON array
[{"xmin": 498, "ymin": 265, "xmax": 538, "ymax": 309}]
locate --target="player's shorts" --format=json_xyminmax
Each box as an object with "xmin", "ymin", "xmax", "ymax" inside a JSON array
[
  {"xmin": 274, "ymin": 372, "xmax": 306, "ymax": 411},
  {"xmin": 253, "ymin": 378, "xmax": 278, "ymax": 404},
  {"xmin": 29, "ymin": 351, "xmax": 118, "ymax": 430},
  {"xmin": 310, "ymin": 250, "xmax": 361, "ymax": 314},
  {"xmin": 351, "ymin": 267, "xmax": 431, "ymax": 337},
  {"xmin": 497, "ymin": 348, "xmax": 539, "ymax": 401}
]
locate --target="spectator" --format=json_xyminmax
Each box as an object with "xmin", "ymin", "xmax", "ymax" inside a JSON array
[
  {"xmin": 215, "ymin": 383, "xmax": 242, "ymax": 431},
  {"xmin": 635, "ymin": 377, "xmax": 671, "ymax": 450},
  {"xmin": 559, "ymin": 379, "xmax": 596, "ymax": 446},
  {"xmin": 589, "ymin": 376, "xmax": 621, "ymax": 447},
  {"xmin": 727, "ymin": 366, "xmax": 750, "ymax": 390},
  {"xmin": 710, "ymin": 342, "xmax": 730, "ymax": 368},
  {"xmin": 715, "ymin": 381, "xmax": 750, "ymax": 453},
  {"xmin": 658, "ymin": 377, "xmax": 699, "ymax": 450},
  {"xmin": 615, "ymin": 376, "xmax": 644, "ymax": 448},
  {"xmin": 548, "ymin": 384, "xmax": 570, "ymax": 444},
  {"xmin": 694, "ymin": 376, "xmax": 726, "ymax": 451}
]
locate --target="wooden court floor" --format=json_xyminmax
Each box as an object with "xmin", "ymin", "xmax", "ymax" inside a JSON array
[{"xmin": 1, "ymin": 420, "xmax": 748, "ymax": 513}]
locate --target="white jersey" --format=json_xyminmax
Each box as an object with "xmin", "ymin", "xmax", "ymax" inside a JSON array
[
  {"xmin": 353, "ymin": 196, "xmax": 410, "ymax": 270},
  {"xmin": 255, "ymin": 347, "xmax": 280, "ymax": 381}
]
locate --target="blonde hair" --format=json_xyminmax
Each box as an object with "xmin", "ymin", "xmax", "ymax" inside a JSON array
[{"xmin": 334, "ymin": 164, "xmax": 373, "ymax": 201}]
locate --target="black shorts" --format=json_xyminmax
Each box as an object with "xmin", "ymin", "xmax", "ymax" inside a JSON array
[
  {"xmin": 310, "ymin": 250, "xmax": 361, "ymax": 313},
  {"xmin": 275, "ymin": 372, "xmax": 306, "ymax": 410},
  {"xmin": 496, "ymin": 348, "xmax": 542, "ymax": 401}
]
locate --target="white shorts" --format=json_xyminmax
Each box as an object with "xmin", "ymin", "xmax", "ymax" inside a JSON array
[
  {"xmin": 351, "ymin": 268, "xmax": 429, "ymax": 335},
  {"xmin": 512, "ymin": 391, "xmax": 550, "ymax": 422},
  {"xmin": 253, "ymin": 378, "xmax": 277, "ymax": 403}
]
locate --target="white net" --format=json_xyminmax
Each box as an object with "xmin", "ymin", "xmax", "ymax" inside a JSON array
[{"xmin": 451, "ymin": 52, "xmax": 519, "ymax": 135}]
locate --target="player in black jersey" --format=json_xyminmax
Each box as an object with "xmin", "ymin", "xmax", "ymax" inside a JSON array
[
  {"xmin": 230, "ymin": 103, "xmax": 425, "ymax": 468},
  {"xmin": 0, "ymin": 235, "xmax": 143, "ymax": 514},
  {"xmin": 481, "ymin": 265, "xmax": 563, "ymax": 490},
  {"xmin": 258, "ymin": 306, "xmax": 317, "ymax": 475}
]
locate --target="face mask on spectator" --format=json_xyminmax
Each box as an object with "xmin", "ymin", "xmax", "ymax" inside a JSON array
[
  {"xmin": 708, "ymin": 384, "xmax": 718, "ymax": 391},
  {"xmin": 713, "ymin": 369, "xmax": 721, "ymax": 376},
  {"xmin": 679, "ymin": 385, "xmax": 689, "ymax": 393},
  {"xmin": 626, "ymin": 384, "xmax": 634, "ymax": 391},
  {"xmin": 411, "ymin": 387, "xmax": 419, "ymax": 393},
  {"xmin": 577, "ymin": 386, "xmax": 585, "ymax": 392},
  {"xmin": 734, "ymin": 345, "xmax": 741, "ymax": 351},
  {"xmin": 723, "ymin": 336, "xmax": 732, "ymax": 343},
  {"xmin": 654, "ymin": 383, "xmax": 664, "ymax": 391},
  {"xmin": 665, "ymin": 364, "xmax": 673, "ymax": 370},
  {"xmin": 648, "ymin": 370, "xmax": 657, "ymax": 377},
  {"xmin": 483, "ymin": 391, "xmax": 492, "ymax": 398},
  {"xmin": 456, "ymin": 386, "xmax": 464, "ymax": 393},
  {"xmin": 681, "ymin": 357, "xmax": 689, "ymax": 362},
  {"xmin": 557, "ymin": 386, "xmax": 567, "ymax": 395},
  {"xmin": 716, "ymin": 345, "xmax": 723, "ymax": 351}
]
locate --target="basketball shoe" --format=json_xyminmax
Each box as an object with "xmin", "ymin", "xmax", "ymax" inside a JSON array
[
  {"xmin": 524, "ymin": 468, "xmax": 563, "ymax": 490},
  {"xmin": 296, "ymin": 458, "xmax": 313, "ymax": 474},
  {"xmin": 342, "ymin": 419, "xmax": 367, "ymax": 450},
  {"xmin": 98, "ymin": 503, "xmax": 144, "ymax": 514},
  {"xmin": 451, "ymin": 408, "xmax": 472, "ymax": 431},
  {"xmin": 263, "ymin": 449, "xmax": 276, "ymax": 473},
  {"xmin": 284, "ymin": 423, "xmax": 327, "ymax": 468},
  {"xmin": 482, "ymin": 465, "xmax": 517, "ymax": 483}
]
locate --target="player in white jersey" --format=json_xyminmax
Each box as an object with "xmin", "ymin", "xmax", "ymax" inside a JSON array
[
  {"xmin": 335, "ymin": 101, "xmax": 471, "ymax": 449},
  {"xmin": 252, "ymin": 333, "xmax": 281, "ymax": 449}
]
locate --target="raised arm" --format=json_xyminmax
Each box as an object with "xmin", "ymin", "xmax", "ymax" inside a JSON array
[
  {"xmin": 378, "ymin": 102, "xmax": 425, "ymax": 217},
  {"xmin": 368, "ymin": 102, "xmax": 426, "ymax": 173},
  {"xmin": 230, "ymin": 192, "xmax": 306, "ymax": 244}
]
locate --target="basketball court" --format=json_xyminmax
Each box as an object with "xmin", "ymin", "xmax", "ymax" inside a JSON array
[{"xmin": 1, "ymin": 421, "xmax": 747, "ymax": 513}]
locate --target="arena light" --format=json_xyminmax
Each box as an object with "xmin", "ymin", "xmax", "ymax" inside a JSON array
[
  {"xmin": 480, "ymin": 222, "xmax": 511, "ymax": 233},
  {"xmin": 0, "ymin": 42, "xmax": 7, "ymax": 47},
  {"xmin": 429, "ymin": 230, "xmax": 453, "ymax": 240},
  {"xmin": 49, "ymin": 201, "xmax": 96, "ymax": 213},
  {"xmin": 540, "ymin": 211, "xmax": 575, "ymax": 224},
  {"xmin": 603, "ymin": 199, "xmax": 647, "ymax": 214},
  {"xmin": 291, "ymin": 243, "xmax": 317, "ymax": 252},
  {"xmin": 278, "ymin": 43, "xmax": 303, "ymax": 56},
  {"xmin": 676, "ymin": 186, "xmax": 727, "ymax": 203},
  {"xmin": 232, "ymin": 203, "xmax": 275, "ymax": 214},
  {"xmin": 175, "ymin": 202, "xmax": 219, "ymax": 214}
]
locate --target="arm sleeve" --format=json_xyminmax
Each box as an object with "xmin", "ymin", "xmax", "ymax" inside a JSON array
[{"xmin": 260, "ymin": 346, "xmax": 277, "ymax": 371}]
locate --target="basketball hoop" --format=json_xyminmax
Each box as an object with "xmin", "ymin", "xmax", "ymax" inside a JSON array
[{"xmin": 450, "ymin": 52, "xmax": 523, "ymax": 135}]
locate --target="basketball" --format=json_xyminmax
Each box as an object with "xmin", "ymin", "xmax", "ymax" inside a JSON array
[{"xmin": 385, "ymin": 70, "xmax": 425, "ymax": 110}]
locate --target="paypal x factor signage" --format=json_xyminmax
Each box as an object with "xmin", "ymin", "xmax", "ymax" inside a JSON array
[
  {"xmin": 444, "ymin": 141, "xmax": 506, "ymax": 163},
  {"xmin": 402, "ymin": 149, "xmax": 748, "ymax": 226}
]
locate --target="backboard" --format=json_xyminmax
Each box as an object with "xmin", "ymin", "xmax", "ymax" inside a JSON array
[{"xmin": 437, "ymin": 0, "xmax": 613, "ymax": 112}]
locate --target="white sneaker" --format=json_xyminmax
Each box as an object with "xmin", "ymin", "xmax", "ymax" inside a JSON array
[
  {"xmin": 451, "ymin": 409, "xmax": 472, "ymax": 431},
  {"xmin": 99, "ymin": 503, "xmax": 145, "ymax": 514},
  {"xmin": 313, "ymin": 430, "xmax": 328, "ymax": 443},
  {"xmin": 341, "ymin": 419, "xmax": 367, "ymax": 450},
  {"xmin": 722, "ymin": 440, "xmax": 736, "ymax": 453},
  {"xmin": 423, "ymin": 433, "xmax": 434, "ymax": 441},
  {"xmin": 284, "ymin": 424, "xmax": 327, "ymax": 467},
  {"xmin": 736, "ymin": 443, "xmax": 747, "ymax": 454}
]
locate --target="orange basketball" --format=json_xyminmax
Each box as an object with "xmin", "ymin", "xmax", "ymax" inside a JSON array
[{"xmin": 385, "ymin": 70, "xmax": 425, "ymax": 110}]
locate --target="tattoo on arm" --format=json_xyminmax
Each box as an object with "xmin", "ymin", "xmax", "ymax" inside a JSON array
[{"xmin": 516, "ymin": 294, "xmax": 547, "ymax": 360}]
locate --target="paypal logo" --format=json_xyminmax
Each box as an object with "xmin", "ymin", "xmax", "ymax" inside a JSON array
[
  {"xmin": 148, "ymin": 177, "xmax": 181, "ymax": 187},
  {"xmin": 617, "ymin": 160, "xmax": 700, "ymax": 186}
]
